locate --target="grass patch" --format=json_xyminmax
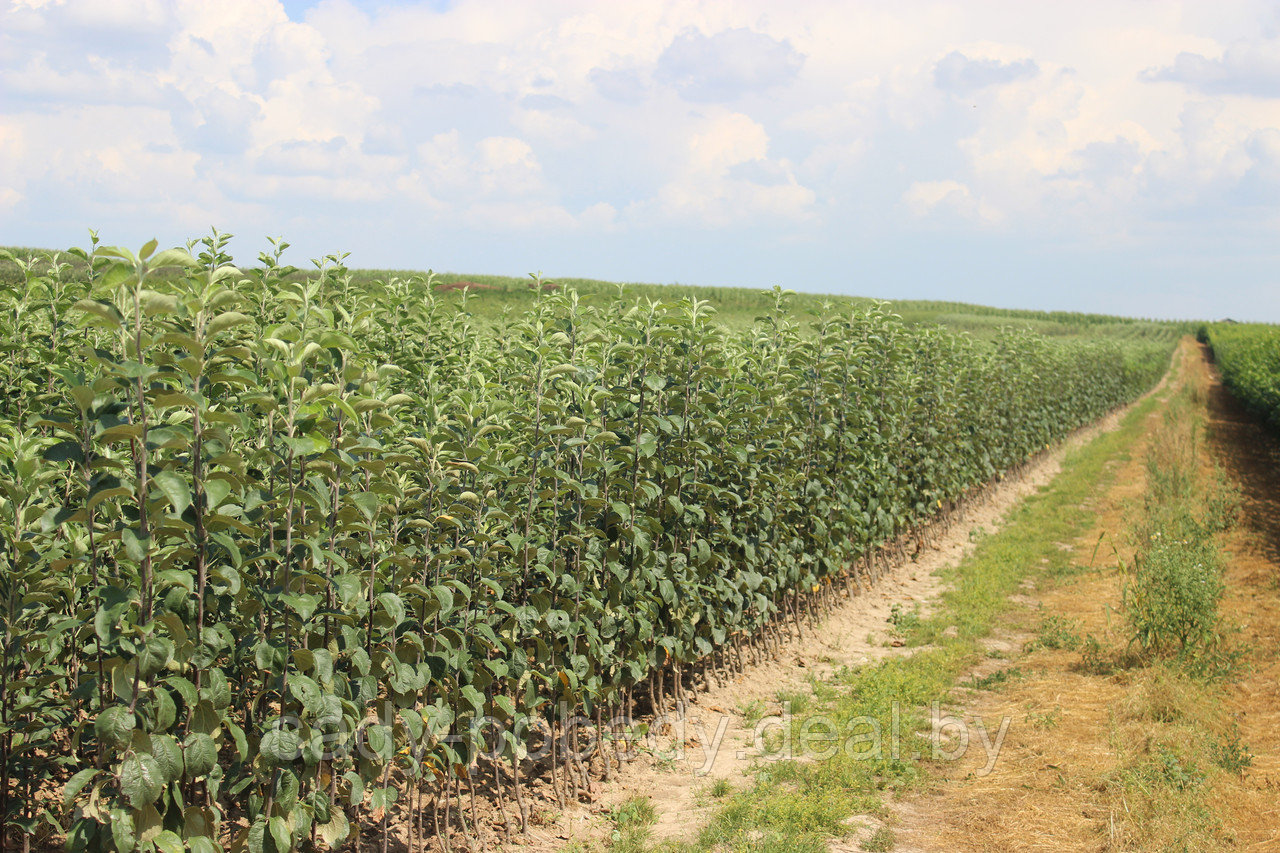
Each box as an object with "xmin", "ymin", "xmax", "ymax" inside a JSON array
[
  {"xmin": 776, "ymin": 688, "xmax": 813, "ymax": 715},
  {"xmin": 861, "ymin": 826, "xmax": 896, "ymax": 851},
  {"xmin": 708, "ymin": 778, "xmax": 733, "ymax": 799},
  {"xmin": 904, "ymin": 391, "xmax": 1162, "ymax": 650},
  {"xmin": 964, "ymin": 666, "xmax": 1024, "ymax": 690},
  {"xmin": 1024, "ymin": 613, "xmax": 1082, "ymax": 652}
]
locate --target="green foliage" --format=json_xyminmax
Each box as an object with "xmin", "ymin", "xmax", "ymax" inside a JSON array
[
  {"xmin": 860, "ymin": 826, "xmax": 896, "ymax": 852},
  {"xmin": 1123, "ymin": 396, "xmax": 1229, "ymax": 662},
  {"xmin": 1125, "ymin": 535, "xmax": 1223, "ymax": 655},
  {"xmin": 1024, "ymin": 614, "xmax": 1081, "ymax": 652},
  {"xmin": 708, "ymin": 778, "xmax": 733, "ymax": 798},
  {"xmin": 964, "ymin": 667, "xmax": 1023, "ymax": 690},
  {"xmin": 1204, "ymin": 322, "xmax": 1280, "ymax": 431},
  {"xmin": 1210, "ymin": 723, "xmax": 1253, "ymax": 776},
  {"xmin": 0, "ymin": 234, "xmax": 1171, "ymax": 851}
]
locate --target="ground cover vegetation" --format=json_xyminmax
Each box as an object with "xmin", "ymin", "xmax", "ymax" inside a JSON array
[{"xmin": 0, "ymin": 234, "xmax": 1172, "ymax": 852}]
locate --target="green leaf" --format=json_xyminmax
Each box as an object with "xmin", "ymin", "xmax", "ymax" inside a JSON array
[
  {"xmin": 431, "ymin": 584, "xmax": 454, "ymax": 614},
  {"xmin": 189, "ymin": 700, "xmax": 221, "ymax": 736},
  {"xmin": 119, "ymin": 752, "xmax": 164, "ymax": 809},
  {"xmin": 203, "ymin": 477, "xmax": 232, "ymax": 510},
  {"xmin": 460, "ymin": 684, "xmax": 484, "ymax": 713},
  {"xmin": 153, "ymin": 830, "xmax": 184, "ymax": 853},
  {"xmin": 95, "ymin": 706, "xmax": 136, "ymax": 750},
  {"xmin": 43, "ymin": 440, "xmax": 84, "ymax": 464},
  {"xmin": 141, "ymin": 290, "xmax": 179, "ymax": 317},
  {"xmin": 351, "ymin": 491, "xmax": 379, "ymax": 521},
  {"xmin": 282, "ymin": 592, "xmax": 319, "ymax": 622},
  {"xmin": 247, "ymin": 819, "xmax": 266, "ymax": 853},
  {"xmin": 150, "ymin": 247, "xmax": 199, "ymax": 269},
  {"xmin": 72, "ymin": 298, "xmax": 124, "ymax": 331},
  {"xmin": 137, "ymin": 636, "xmax": 174, "ymax": 679},
  {"xmin": 121, "ymin": 526, "xmax": 148, "ymax": 562},
  {"xmin": 152, "ymin": 469, "xmax": 192, "ymax": 516},
  {"xmin": 376, "ymin": 592, "xmax": 404, "ymax": 626},
  {"xmin": 205, "ymin": 667, "xmax": 231, "ymax": 710},
  {"xmin": 183, "ymin": 732, "xmax": 217, "ymax": 779},
  {"xmin": 269, "ymin": 816, "xmax": 293, "ymax": 853},
  {"xmin": 149, "ymin": 734, "xmax": 183, "ymax": 785},
  {"xmin": 110, "ymin": 807, "xmax": 136, "ymax": 853},
  {"xmin": 288, "ymin": 675, "xmax": 324, "ymax": 715},
  {"xmin": 343, "ymin": 771, "xmax": 365, "ymax": 806},
  {"xmin": 316, "ymin": 808, "xmax": 350, "ymax": 848},
  {"xmin": 260, "ymin": 727, "xmax": 300, "ymax": 766},
  {"xmin": 62, "ymin": 768, "xmax": 101, "ymax": 808},
  {"xmin": 208, "ymin": 311, "xmax": 252, "ymax": 336}
]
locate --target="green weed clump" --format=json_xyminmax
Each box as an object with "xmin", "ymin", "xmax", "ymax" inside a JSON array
[
  {"xmin": 1125, "ymin": 534, "xmax": 1223, "ymax": 656},
  {"xmin": 1123, "ymin": 397, "xmax": 1236, "ymax": 666}
]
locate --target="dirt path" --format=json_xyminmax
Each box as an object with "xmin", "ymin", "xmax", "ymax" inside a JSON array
[
  {"xmin": 513, "ymin": 374, "xmax": 1164, "ymax": 851},
  {"xmin": 1202, "ymin": 345, "xmax": 1280, "ymax": 848},
  {"xmin": 877, "ymin": 342, "xmax": 1280, "ymax": 851}
]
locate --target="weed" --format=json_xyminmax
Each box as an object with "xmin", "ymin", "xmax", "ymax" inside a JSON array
[
  {"xmin": 612, "ymin": 797, "xmax": 657, "ymax": 831},
  {"xmin": 709, "ymin": 778, "xmax": 733, "ymax": 798},
  {"xmin": 861, "ymin": 826, "xmax": 896, "ymax": 851},
  {"xmin": 1210, "ymin": 724, "xmax": 1254, "ymax": 777},
  {"xmin": 1024, "ymin": 614, "xmax": 1081, "ymax": 652},
  {"xmin": 964, "ymin": 667, "xmax": 1024, "ymax": 690},
  {"xmin": 606, "ymin": 797, "xmax": 657, "ymax": 852},
  {"xmin": 1125, "ymin": 534, "xmax": 1224, "ymax": 656},
  {"xmin": 740, "ymin": 699, "xmax": 767, "ymax": 727},
  {"xmin": 1156, "ymin": 747, "xmax": 1204, "ymax": 791},
  {"xmin": 1026, "ymin": 705, "xmax": 1061, "ymax": 730},
  {"xmin": 777, "ymin": 688, "xmax": 812, "ymax": 715},
  {"xmin": 888, "ymin": 603, "xmax": 922, "ymax": 633},
  {"xmin": 1078, "ymin": 633, "xmax": 1109, "ymax": 674}
]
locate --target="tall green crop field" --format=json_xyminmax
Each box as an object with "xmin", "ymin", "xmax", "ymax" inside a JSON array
[{"xmin": 0, "ymin": 235, "xmax": 1171, "ymax": 852}]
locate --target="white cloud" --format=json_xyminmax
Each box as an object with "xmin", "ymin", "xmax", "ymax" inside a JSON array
[
  {"xmin": 632, "ymin": 110, "xmax": 816, "ymax": 226},
  {"xmin": 4, "ymin": 0, "xmax": 1280, "ymax": 319},
  {"xmin": 1144, "ymin": 37, "xmax": 1280, "ymax": 98},
  {"xmin": 934, "ymin": 51, "xmax": 1039, "ymax": 94},
  {"xmin": 412, "ymin": 132, "xmax": 546, "ymax": 199},
  {"xmin": 903, "ymin": 179, "xmax": 1001, "ymax": 223},
  {"xmin": 655, "ymin": 27, "xmax": 804, "ymax": 102},
  {"xmin": 512, "ymin": 108, "xmax": 597, "ymax": 147},
  {"xmin": 689, "ymin": 112, "xmax": 769, "ymax": 173}
]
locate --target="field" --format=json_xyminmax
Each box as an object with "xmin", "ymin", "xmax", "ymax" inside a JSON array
[{"xmin": 1, "ymin": 236, "xmax": 1272, "ymax": 853}]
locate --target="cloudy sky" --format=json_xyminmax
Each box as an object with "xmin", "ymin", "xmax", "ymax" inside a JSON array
[{"xmin": 3, "ymin": 0, "xmax": 1280, "ymax": 320}]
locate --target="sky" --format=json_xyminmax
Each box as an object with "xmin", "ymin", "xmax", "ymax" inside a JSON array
[{"xmin": 2, "ymin": 1, "xmax": 1280, "ymax": 321}]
